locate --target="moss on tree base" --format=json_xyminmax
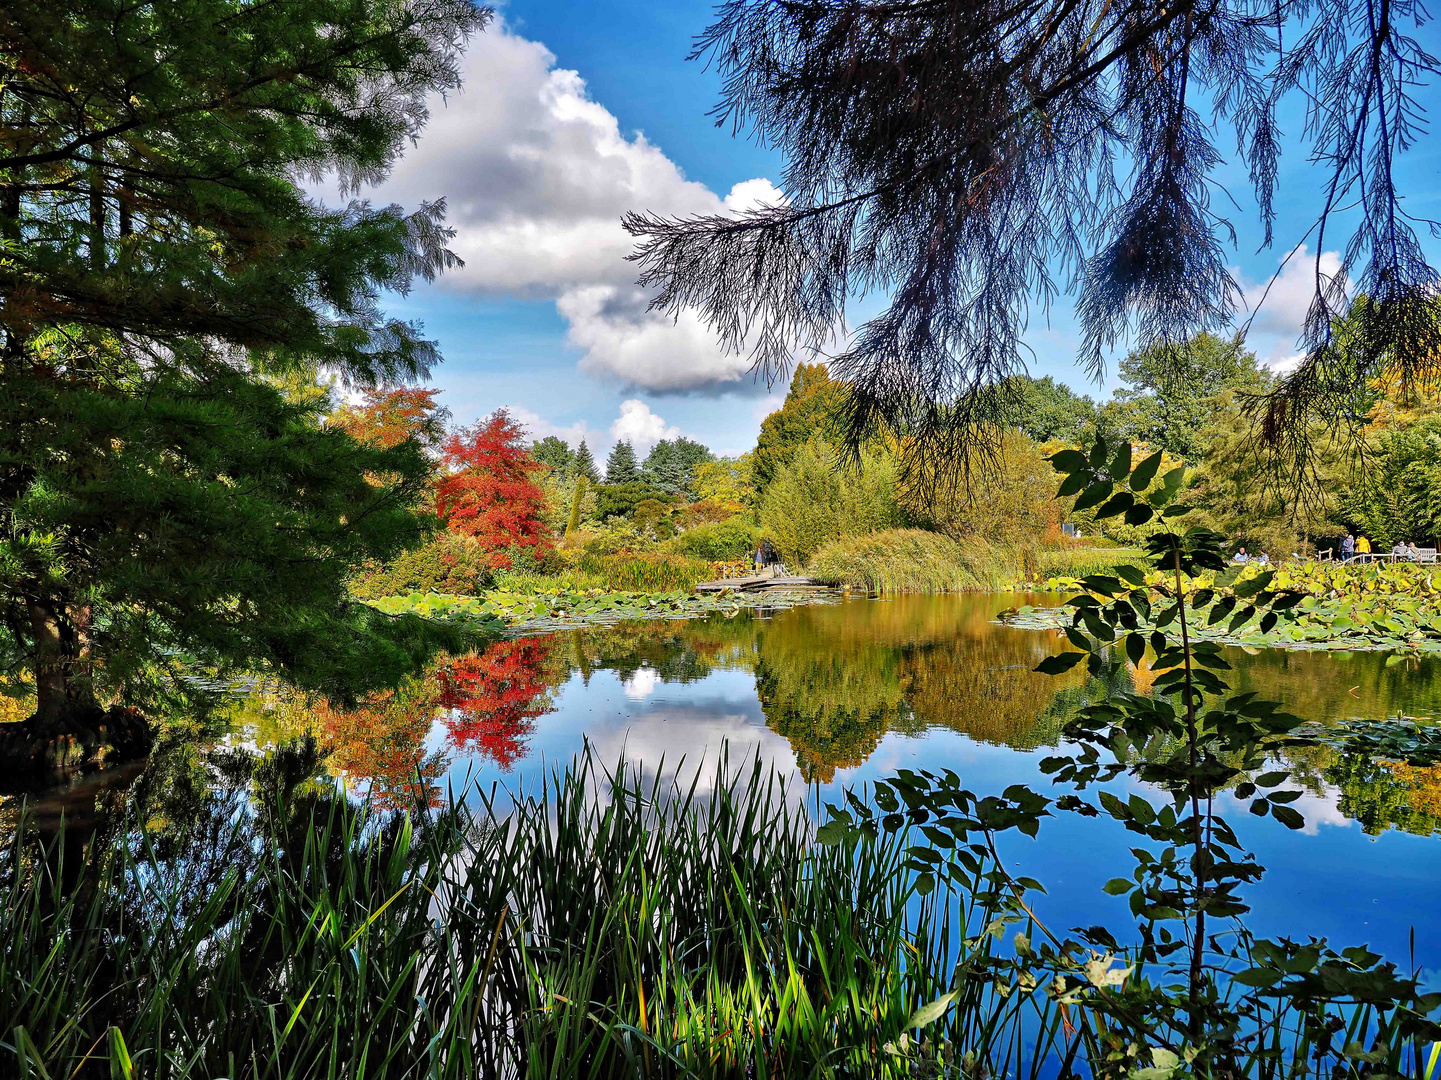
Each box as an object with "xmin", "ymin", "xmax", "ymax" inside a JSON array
[{"xmin": 0, "ymin": 706, "xmax": 153, "ymax": 780}]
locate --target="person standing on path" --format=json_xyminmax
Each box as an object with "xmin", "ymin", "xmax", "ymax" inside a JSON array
[
  {"xmin": 1357, "ymin": 534, "xmax": 1372, "ymax": 557},
  {"xmin": 1341, "ymin": 532, "xmax": 1355, "ymax": 561}
]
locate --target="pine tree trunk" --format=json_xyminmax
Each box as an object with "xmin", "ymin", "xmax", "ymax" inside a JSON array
[
  {"xmin": 89, "ymin": 146, "xmax": 108, "ymax": 269},
  {"xmin": 0, "ymin": 594, "xmax": 151, "ymax": 780},
  {"xmin": 28, "ymin": 596, "xmax": 81, "ymax": 731}
]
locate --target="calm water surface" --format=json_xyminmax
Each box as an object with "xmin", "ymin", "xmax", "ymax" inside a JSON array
[{"xmin": 11, "ymin": 593, "xmax": 1441, "ymax": 980}]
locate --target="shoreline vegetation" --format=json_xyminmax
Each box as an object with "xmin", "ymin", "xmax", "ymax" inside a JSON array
[
  {"xmin": 6, "ymin": 745, "xmax": 1434, "ymax": 1080},
  {"xmin": 8, "ymin": 752, "xmax": 1002, "ymax": 1079},
  {"xmin": 803, "ymin": 529, "xmax": 1147, "ymax": 594},
  {"xmin": 369, "ymin": 584, "xmax": 837, "ymax": 635}
]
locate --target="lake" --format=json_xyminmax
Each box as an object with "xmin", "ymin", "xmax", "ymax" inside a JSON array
[{"xmin": 8, "ymin": 592, "xmax": 1441, "ymax": 983}]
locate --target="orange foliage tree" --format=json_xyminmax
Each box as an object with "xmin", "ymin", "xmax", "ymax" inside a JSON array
[
  {"xmin": 437, "ymin": 639, "xmax": 557, "ymax": 770},
  {"xmin": 330, "ymin": 386, "xmax": 450, "ymax": 452},
  {"xmin": 435, "ymin": 410, "xmax": 553, "ymax": 568}
]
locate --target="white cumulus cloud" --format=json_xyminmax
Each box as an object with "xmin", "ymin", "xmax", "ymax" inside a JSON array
[
  {"xmin": 1240, "ymin": 245, "xmax": 1350, "ymax": 371},
  {"xmin": 610, "ymin": 399, "xmax": 681, "ymax": 451},
  {"xmin": 562, "ymin": 286, "xmax": 769, "ymax": 393},
  {"xmin": 371, "ymin": 20, "xmax": 786, "ymax": 394}
]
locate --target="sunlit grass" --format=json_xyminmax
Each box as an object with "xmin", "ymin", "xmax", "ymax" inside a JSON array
[
  {"xmin": 3, "ymin": 745, "xmax": 1432, "ymax": 1078},
  {"xmin": 1, "ymin": 749, "xmax": 1057, "ymax": 1079}
]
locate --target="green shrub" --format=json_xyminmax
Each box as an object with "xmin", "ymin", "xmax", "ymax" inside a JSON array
[
  {"xmin": 665, "ymin": 514, "xmax": 761, "ymax": 561},
  {"xmin": 349, "ymin": 531, "xmax": 496, "ymax": 598},
  {"xmin": 577, "ymin": 521, "xmax": 642, "ymax": 556},
  {"xmin": 806, "ymin": 528, "xmax": 1033, "ymax": 593},
  {"xmin": 593, "ymin": 481, "xmax": 669, "ymax": 521}
]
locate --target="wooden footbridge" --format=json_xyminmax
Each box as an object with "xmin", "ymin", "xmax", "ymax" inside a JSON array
[{"xmin": 694, "ymin": 565, "xmax": 828, "ymax": 593}]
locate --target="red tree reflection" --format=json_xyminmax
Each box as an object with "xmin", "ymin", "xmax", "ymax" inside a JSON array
[{"xmin": 437, "ymin": 638, "xmax": 557, "ymax": 769}]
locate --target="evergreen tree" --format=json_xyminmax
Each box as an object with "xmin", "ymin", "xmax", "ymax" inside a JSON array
[
  {"xmin": 1, "ymin": 354, "xmax": 481, "ymax": 755},
  {"xmin": 1179, "ymin": 391, "xmax": 1349, "ymax": 554},
  {"xmin": 566, "ymin": 476, "xmax": 587, "ymax": 537},
  {"xmin": 531, "ymin": 436, "xmax": 575, "ymax": 477},
  {"xmin": 0, "ymin": 0, "xmax": 489, "ymax": 750},
  {"xmin": 573, "ymin": 440, "xmax": 601, "ymax": 484},
  {"xmin": 605, "ymin": 440, "xmax": 640, "ymax": 485},
  {"xmin": 1, "ymin": 0, "xmax": 488, "ymax": 382},
  {"xmin": 643, "ymin": 437, "xmax": 713, "ymax": 498}
]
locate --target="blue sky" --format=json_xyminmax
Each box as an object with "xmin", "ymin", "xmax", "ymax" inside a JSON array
[{"xmin": 369, "ymin": 1, "xmax": 1441, "ymax": 458}]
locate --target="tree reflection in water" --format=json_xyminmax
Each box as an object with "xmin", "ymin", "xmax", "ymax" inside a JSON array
[
  {"xmin": 438, "ymin": 639, "xmax": 558, "ymax": 769},
  {"xmin": 751, "ymin": 596, "xmax": 1098, "ymax": 781},
  {"xmin": 315, "ymin": 681, "xmax": 450, "ymax": 809},
  {"xmin": 25, "ymin": 594, "xmax": 1435, "ymax": 839},
  {"xmin": 215, "ymin": 641, "xmax": 566, "ymax": 809}
]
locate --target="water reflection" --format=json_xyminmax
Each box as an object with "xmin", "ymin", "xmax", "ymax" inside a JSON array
[
  {"xmin": 192, "ymin": 594, "xmax": 1441, "ymax": 836},
  {"xmin": 7, "ymin": 592, "xmax": 1440, "ymax": 983}
]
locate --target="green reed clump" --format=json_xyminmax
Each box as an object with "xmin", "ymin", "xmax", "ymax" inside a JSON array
[
  {"xmin": 0, "ymin": 749, "xmax": 1059, "ymax": 1080},
  {"xmin": 806, "ymin": 528, "xmax": 1032, "ymax": 593},
  {"xmin": 576, "ymin": 551, "xmax": 715, "ymax": 591},
  {"xmin": 1033, "ymin": 545, "xmax": 1147, "ymax": 581}
]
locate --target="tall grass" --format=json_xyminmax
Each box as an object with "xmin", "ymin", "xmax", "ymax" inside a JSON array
[
  {"xmin": 575, "ymin": 552, "xmax": 715, "ymax": 591},
  {"xmin": 1033, "ymin": 545, "xmax": 1147, "ymax": 580},
  {"xmin": 1, "ymin": 750, "xmax": 1058, "ymax": 1079},
  {"xmin": 805, "ymin": 531, "xmax": 1149, "ymax": 594},
  {"xmin": 806, "ymin": 529, "xmax": 1032, "ymax": 593},
  {"xmin": 491, "ymin": 552, "xmax": 716, "ymax": 596}
]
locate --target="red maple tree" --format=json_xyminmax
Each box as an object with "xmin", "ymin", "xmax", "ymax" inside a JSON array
[
  {"xmin": 435, "ymin": 410, "xmax": 552, "ymax": 568},
  {"xmin": 437, "ymin": 639, "xmax": 557, "ymax": 770}
]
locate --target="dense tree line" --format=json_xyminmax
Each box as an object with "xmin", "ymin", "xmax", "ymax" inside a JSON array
[{"xmin": 745, "ymin": 328, "xmax": 1441, "ymax": 560}]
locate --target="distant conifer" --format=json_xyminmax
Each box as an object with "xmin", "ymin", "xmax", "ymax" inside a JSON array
[
  {"xmin": 573, "ymin": 440, "xmax": 601, "ymax": 483},
  {"xmin": 605, "ymin": 440, "xmax": 640, "ymax": 485}
]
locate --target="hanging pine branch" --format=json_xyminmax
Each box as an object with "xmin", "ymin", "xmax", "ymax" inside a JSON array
[{"xmin": 625, "ymin": 0, "xmax": 1440, "ymax": 483}]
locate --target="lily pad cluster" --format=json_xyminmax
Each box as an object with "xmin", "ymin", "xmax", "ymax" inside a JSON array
[
  {"xmin": 367, "ymin": 586, "xmax": 835, "ymax": 635},
  {"xmin": 1012, "ymin": 561, "xmax": 1441, "ymax": 656}
]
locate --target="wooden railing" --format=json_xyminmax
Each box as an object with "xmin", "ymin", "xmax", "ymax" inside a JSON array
[{"xmin": 1317, "ymin": 549, "xmax": 1438, "ymax": 565}]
